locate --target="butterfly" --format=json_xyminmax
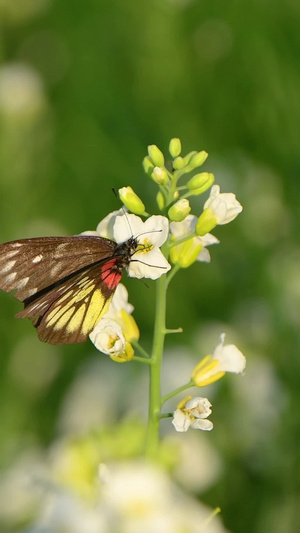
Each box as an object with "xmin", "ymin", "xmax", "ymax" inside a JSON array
[{"xmin": 0, "ymin": 234, "xmax": 139, "ymax": 344}]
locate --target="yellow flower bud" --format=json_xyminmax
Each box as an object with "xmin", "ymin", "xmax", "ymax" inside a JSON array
[
  {"xmin": 148, "ymin": 144, "xmax": 165, "ymax": 167},
  {"xmin": 169, "ymin": 138, "xmax": 182, "ymax": 158},
  {"xmin": 156, "ymin": 191, "xmax": 165, "ymax": 210},
  {"xmin": 119, "ymin": 186, "xmax": 146, "ymax": 215},
  {"xmin": 172, "ymin": 156, "xmax": 185, "ymax": 170},
  {"xmin": 187, "ymin": 172, "xmax": 215, "ymax": 195},
  {"xmin": 182, "ymin": 151, "xmax": 197, "ymax": 166},
  {"xmin": 168, "ymin": 199, "xmax": 191, "ymax": 222},
  {"xmin": 142, "ymin": 156, "xmax": 155, "ymax": 176},
  {"xmin": 188, "ymin": 151, "xmax": 208, "ymax": 170},
  {"xmin": 195, "ymin": 208, "xmax": 218, "ymax": 236},
  {"xmin": 170, "ymin": 236, "xmax": 202, "ymax": 268},
  {"xmin": 151, "ymin": 166, "xmax": 169, "ymax": 185}
]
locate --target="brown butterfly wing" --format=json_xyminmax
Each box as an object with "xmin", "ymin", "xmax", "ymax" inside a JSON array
[
  {"xmin": 0, "ymin": 236, "xmax": 116, "ymax": 301},
  {"xmin": 0, "ymin": 236, "xmax": 121, "ymax": 344}
]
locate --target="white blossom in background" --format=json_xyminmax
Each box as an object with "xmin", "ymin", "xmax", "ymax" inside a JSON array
[
  {"xmin": 0, "ymin": 63, "xmax": 46, "ymax": 117},
  {"xmin": 100, "ymin": 461, "xmax": 228, "ymax": 533}
]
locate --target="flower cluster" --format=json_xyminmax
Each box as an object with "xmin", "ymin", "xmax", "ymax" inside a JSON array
[{"xmin": 82, "ymin": 139, "xmax": 244, "ymax": 435}]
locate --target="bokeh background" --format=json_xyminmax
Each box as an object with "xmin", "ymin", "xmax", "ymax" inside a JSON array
[{"xmin": 0, "ymin": 0, "xmax": 300, "ymax": 532}]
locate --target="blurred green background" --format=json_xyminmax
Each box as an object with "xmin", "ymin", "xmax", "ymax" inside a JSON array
[{"xmin": 0, "ymin": 0, "xmax": 300, "ymax": 531}]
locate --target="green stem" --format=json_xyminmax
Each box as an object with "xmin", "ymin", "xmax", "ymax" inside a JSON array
[
  {"xmin": 167, "ymin": 174, "xmax": 178, "ymax": 205},
  {"xmin": 161, "ymin": 380, "xmax": 194, "ymax": 406},
  {"xmin": 168, "ymin": 232, "xmax": 197, "ymax": 248},
  {"xmin": 166, "ymin": 263, "xmax": 181, "ymax": 287},
  {"xmin": 163, "ymin": 327, "xmax": 183, "ymax": 334},
  {"xmin": 132, "ymin": 355, "xmax": 152, "ymax": 365},
  {"xmin": 145, "ymin": 271, "xmax": 167, "ymax": 457},
  {"xmin": 131, "ymin": 340, "xmax": 151, "ymax": 359}
]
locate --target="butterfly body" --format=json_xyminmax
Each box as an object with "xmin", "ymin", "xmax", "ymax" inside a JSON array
[{"xmin": 0, "ymin": 234, "xmax": 138, "ymax": 344}]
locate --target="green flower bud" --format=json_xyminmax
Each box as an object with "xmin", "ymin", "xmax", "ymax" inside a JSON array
[
  {"xmin": 168, "ymin": 199, "xmax": 191, "ymax": 222},
  {"xmin": 189, "ymin": 151, "xmax": 208, "ymax": 170},
  {"xmin": 195, "ymin": 208, "xmax": 218, "ymax": 236},
  {"xmin": 169, "ymin": 138, "xmax": 181, "ymax": 158},
  {"xmin": 183, "ymin": 151, "xmax": 197, "ymax": 166},
  {"xmin": 173, "ymin": 156, "xmax": 185, "ymax": 170},
  {"xmin": 148, "ymin": 145, "xmax": 165, "ymax": 167},
  {"xmin": 151, "ymin": 166, "xmax": 169, "ymax": 185},
  {"xmin": 143, "ymin": 156, "xmax": 155, "ymax": 176},
  {"xmin": 156, "ymin": 191, "xmax": 165, "ymax": 210},
  {"xmin": 170, "ymin": 237, "xmax": 202, "ymax": 268},
  {"xmin": 187, "ymin": 172, "xmax": 215, "ymax": 195},
  {"xmin": 119, "ymin": 186, "xmax": 146, "ymax": 215}
]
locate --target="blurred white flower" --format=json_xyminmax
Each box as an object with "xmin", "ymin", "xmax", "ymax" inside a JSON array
[
  {"xmin": 35, "ymin": 491, "xmax": 107, "ymax": 533},
  {"xmin": 0, "ymin": 451, "xmax": 46, "ymax": 530},
  {"xmin": 101, "ymin": 461, "xmax": 228, "ymax": 533},
  {"xmin": 0, "ymin": 63, "xmax": 46, "ymax": 117},
  {"xmin": 57, "ymin": 358, "xmax": 120, "ymax": 434},
  {"xmin": 167, "ymin": 431, "xmax": 223, "ymax": 493},
  {"xmin": 232, "ymin": 354, "xmax": 287, "ymax": 450}
]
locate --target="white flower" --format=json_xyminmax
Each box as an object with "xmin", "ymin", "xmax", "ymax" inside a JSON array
[
  {"xmin": 97, "ymin": 208, "xmax": 129, "ymax": 239},
  {"xmin": 113, "ymin": 213, "xmax": 171, "ymax": 279},
  {"xmin": 83, "ymin": 212, "xmax": 171, "ymax": 280},
  {"xmin": 212, "ymin": 332, "xmax": 246, "ymax": 373},
  {"xmin": 172, "ymin": 397, "xmax": 213, "ymax": 432},
  {"xmin": 105, "ymin": 283, "xmax": 134, "ymax": 318},
  {"xmin": 170, "ymin": 214, "xmax": 219, "ymax": 264},
  {"xmin": 204, "ymin": 185, "xmax": 243, "ymax": 225},
  {"xmin": 192, "ymin": 333, "xmax": 246, "ymax": 387},
  {"xmin": 90, "ymin": 284, "xmax": 139, "ymax": 348},
  {"xmin": 89, "ymin": 318, "xmax": 125, "ymax": 356}
]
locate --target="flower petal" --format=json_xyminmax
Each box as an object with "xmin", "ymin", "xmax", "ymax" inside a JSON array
[
  {"xmin": 172, "ymin": 409, "xmax": 191, "ymax": 432},
  {"xmin": 142, "ymin": 215, "xmax": 169, "ymax": 247},
  {"xmin": 212, "ymin": 333, "xmax": 246, "ymax": 374},
  {"xmin": 89, "ymin": 318, "xmax": 125, "ymax": 355},
  {"xmin": 96, "ymin": 209, "xmax": 125, "ymax": 239},
  {"xmin": 128, "ymin": 248, "xmax": 171, "ymax": 279},
  {"xmin": 191, "ymin": 418, "xmax": 213, "ymax": 431},
  {"xmin": 107, "ymin": 284, "xmax": 134, "ymax": 316},
  {"xmin": 185, "ymin": 397, "xmax": 212, "ymax": 417}
]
